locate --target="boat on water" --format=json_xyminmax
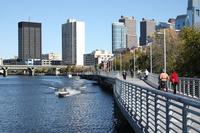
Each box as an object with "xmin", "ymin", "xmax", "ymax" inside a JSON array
[
  {"xmin": 56, "ymin": 88, "xmax": 70, "ymax": 98},
  {"xmin": 68, "ymin": 74, "xmax": 72, "ymax": 78}
]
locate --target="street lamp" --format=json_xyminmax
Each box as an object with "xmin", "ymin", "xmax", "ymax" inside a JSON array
[
  {"xmin": 157, "ymin": 29, "xmax": 166, "ymax": 73},
  {"xmin": 133, "ymin": 49, "xmax": 136, "ymax": 77},
  {"xmin": 120, "ymin": 53, "xmax": 122, "ymax": 72},
  {"xmin": 147, "ymin": 37, "xmax": 153, "ymax": 73}
]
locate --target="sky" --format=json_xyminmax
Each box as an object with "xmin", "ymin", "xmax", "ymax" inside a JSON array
[{"xmin": 0, "ymin": 0, "xmax": 187, "ymax": 59}]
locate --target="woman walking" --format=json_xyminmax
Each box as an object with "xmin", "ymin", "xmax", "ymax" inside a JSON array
[{"xmin": 170, "ymin": 70, "xmax": 179, "ymax": 94}]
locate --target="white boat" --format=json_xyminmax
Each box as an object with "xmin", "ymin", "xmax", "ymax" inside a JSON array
[
  {"xmin": 56, "ymin": 88, "xmax": 70, "ymax": 98},
  {"xmin": 68, "ymin": 74, "xmax": 72, "ymax": 78}
]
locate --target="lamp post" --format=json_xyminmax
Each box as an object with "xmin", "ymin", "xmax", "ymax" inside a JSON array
[
  {"xmin": 163, "ymin": 29, "xmax": 166, "ymax": 73},
  {"xmin": 157, "ymin": 29, "xmax": 166, "ymax": 73},
  {"xmin": 133, "ymin": 49, "xmax": 136, "ymax": 77},
  {"xmin": 150, "ymin": 43, "xmax": 153, "ymax": 73},
  {"xmin": 147, "ymin": 37, "xmax": 153, "ymax": 73},
  {"xmin": 120, "ymin": 53, "xmax": 122, "ymax": 72},
  {"xmin": 114, "ymin": 55, "xmax": 116, "ymax": 71}
]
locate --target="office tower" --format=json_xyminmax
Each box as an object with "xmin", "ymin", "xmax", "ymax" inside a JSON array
[
  {"xmin": 119, "ymin": 16, "xmax": 137, "ymax": 49},
  {"xmin": 18, "ymin": 22, "xmax": 42, "ymax": 60},
  {"xmin": 187, "ymin": 0, "xmax": 200, "ymax": 26},
  {"xmin": 140, "ymin": 18, "xmax": 156, "ymax": 46},
  {"xmin": 112, "ymin": 22, "xmax": 127, "ymax": 53},
  {"xmin": 62, "ymin": 19, "xmax": 85, "ymax": 66}
]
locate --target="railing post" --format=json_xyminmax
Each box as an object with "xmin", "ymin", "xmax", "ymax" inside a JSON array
[
  {"xmin": 135, "ymin": 85, "xmax": 137, "ymax": 119},
  {"xmin": 183, "ymin": 80, "xmax": 186, "ymax": 95},
  {"xmin": 130, "ymin": 84, "xmax": 134, "ymax": 115},
  {"xmin": 192, "ymin": 80, "xmax": 195, "ymax": 97},
  {"xmin": 166, "ymin": 98, "xmax": 170, "ymax": 133},
  {"xmin": 178, "ymin": 79, "xmax": 181, "ymax": 93},
  {"xmin": 140, "ymin": 87, "xmax": 142, "ymax": 123},
  {"xmin": 155, "ymin": 94, "xmax": 158, "ymax": 133},
  {"xmin": 146, "ymin": 90, "xmax": 149, "ymax": 132},
  {"xmin": 183, "ymin": 104, "xmax": 188, "ymax": 133},
  {"xmin": 199, "ymin": 80, "xmax": 200, "ymax": 98}
]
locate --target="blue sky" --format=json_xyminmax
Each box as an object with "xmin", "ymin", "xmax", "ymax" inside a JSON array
[{"xmin": 0, "ymin": 0, "xmax": 187, "ymax": 58}]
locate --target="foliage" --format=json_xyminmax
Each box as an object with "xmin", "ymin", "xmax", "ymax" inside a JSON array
[{"xmin": 177, "ymin": 27, "xmax": 200, "ymax": 76}]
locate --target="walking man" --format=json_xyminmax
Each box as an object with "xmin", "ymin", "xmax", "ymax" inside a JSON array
[{"xmin": 159, "ymin": 69, "xmax": 169, "ymax": 91}]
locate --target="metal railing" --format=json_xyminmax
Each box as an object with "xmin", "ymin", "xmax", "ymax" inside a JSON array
[
  {"xmin": 114, "ymin": 78, "xmax": 200, "ymax": 133},
  {"xmin": 148, "ymin": 73, "xmax": 200, "ymax": 99}
]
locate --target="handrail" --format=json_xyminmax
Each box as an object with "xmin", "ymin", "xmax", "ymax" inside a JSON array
[
  {"xmin": 148, "ymin": 73, "xmax": 200, "ymax": 99},
  {"xmin": 114, "ymin": 78, "xmax": 200, "ymax": 133}
]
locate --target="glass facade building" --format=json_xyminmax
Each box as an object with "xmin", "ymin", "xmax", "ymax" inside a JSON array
[{"xmin": 112, "ymin": 22, "xmax": 127, "ymax": 53}]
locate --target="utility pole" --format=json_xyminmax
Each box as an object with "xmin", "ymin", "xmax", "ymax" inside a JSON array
[
  {"xmin": 164, "ymin": 29, "xmax": 166, "ymax": 73},
  {"xmin": 150, "ymin": 43, "xmax": 152, "ymax": 73},
  {"xmin": 133, "ymin": 49, "xmax": 136, "ymax": 77}
]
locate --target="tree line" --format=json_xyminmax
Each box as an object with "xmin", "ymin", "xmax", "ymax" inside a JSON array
[{"xmin": 113, "ymin": 27, "xmax": 200, "ymax": 77}]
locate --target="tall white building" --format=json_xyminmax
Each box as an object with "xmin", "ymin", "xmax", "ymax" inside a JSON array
[{"xmin": 62, "ymin": 19, "xmax": 85, "ymax": 66}]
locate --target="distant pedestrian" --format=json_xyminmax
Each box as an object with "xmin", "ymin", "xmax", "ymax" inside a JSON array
[
  {"xmin": 137, "ymin": 69, "xmax": 141, "ymax": 79},
  {"xmin": 122, "ymin": 70, "xmax": 127, "ymax": 80},
  {"xmin": 144, "ymin": 69, "xmax": 149, "ymax": 80},
  {"xmin": 159, "ymin": 69, "xmax": 169, "ymax": 91},
  {"xmin": 170, "ymin": 70, "xmax": 179, "ymax": 94},
  {"xmin": 130, "ymin": 69, "xmax": 134, "ymax": 78}
]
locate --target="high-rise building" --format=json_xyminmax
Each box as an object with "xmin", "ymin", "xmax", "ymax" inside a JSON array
[
  {"xmin": 140, "ymin": 18, "xmax": 156, "ymax": 46},
  {"xmin": 119, "ymin": 16, "xmax": 137, "ymax": 49},
  {"xmin": 112, "ymin": 22, "xmax": 127, "ymax": 53},
  {"xmin": 18, "ymin": 21, "xmax": 42, "ymax": 60},
  {"xmin": 187, "ymin": 0, "xmax": 200, "ymax": 26},
  {"xmin": 62, "ymin": 19, "xmax": 85, "ymax": 66}
]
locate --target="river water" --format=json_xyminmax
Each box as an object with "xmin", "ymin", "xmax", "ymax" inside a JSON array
[{"xmin": 0, "ymin": 76, "xmax": 128, "ymax": 133}]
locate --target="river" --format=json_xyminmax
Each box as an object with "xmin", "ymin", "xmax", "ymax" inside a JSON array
[{"xmin": 0, "ymin": 76, "xmax": 131, "ymax": 133}]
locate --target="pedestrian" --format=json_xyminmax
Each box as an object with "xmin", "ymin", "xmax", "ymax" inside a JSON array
[
  {"xmin": 122, "ymin": 70, "xmax": 127, "ymax": 80},
  {"xmin": 170, "ymin": 70, "xmax": 179, "ymax": 94},
  {"xmin": 144, "ymin": 69, "xmax": 149, "ymax": 80},
  {"xmin": 130, "ymin": 69, "xmax": 134, "ymax": 78},
  {"xmin": 159, "ymin": 69, "xmax": 169, "ymax": 91},
  {"xmin": 137, "ymin": 69, "xmax": 141, "ymax": 79}
]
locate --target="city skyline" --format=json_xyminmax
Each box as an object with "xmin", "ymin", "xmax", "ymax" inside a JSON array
[{"xmin": 0, "ymin": 0, "xmax": 187, "ymax": 59}]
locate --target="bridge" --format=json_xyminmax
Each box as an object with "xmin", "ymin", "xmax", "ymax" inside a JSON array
[
  {"xmin": 82, "ymin": 72, "xmax": 200, "ymax": 133},
  {"xmin": 0, "ymin": 65, "xmax": 68, "ymax": 76}
]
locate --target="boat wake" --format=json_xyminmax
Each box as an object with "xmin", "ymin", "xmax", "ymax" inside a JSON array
[{"xmin": 54, "ymin": 87, "xmax": 81, "ymax": 97}]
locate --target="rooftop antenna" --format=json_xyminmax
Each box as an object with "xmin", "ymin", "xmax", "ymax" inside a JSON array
[{"xmin": 28, "ymin": 16, "xmax": 31, "ymax": 22}]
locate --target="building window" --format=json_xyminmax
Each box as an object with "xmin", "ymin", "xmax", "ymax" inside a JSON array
[{"xmin": 196, "ymin": 9, "xmax": 200, "ymax": 16}]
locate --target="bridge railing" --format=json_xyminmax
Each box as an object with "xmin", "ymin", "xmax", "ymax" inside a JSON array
[
  {"xmin": 148, "ymin": 73, "xmax": 200, "ymax": 99},
  {"xmin": 114, "ymin": 78, "xmax": 200, "ymax": 133}
]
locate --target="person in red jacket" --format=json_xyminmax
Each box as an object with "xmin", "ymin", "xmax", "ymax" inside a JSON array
[{"xmin": 170, "ymin": 70, "xmax": 179, "ymax": 94}]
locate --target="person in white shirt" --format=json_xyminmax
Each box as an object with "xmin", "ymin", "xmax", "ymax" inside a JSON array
[{"xmin": 144, "ymin": 69, "xmax": 149, "ymax": 80}]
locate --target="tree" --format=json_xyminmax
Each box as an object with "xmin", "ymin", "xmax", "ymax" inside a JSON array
[{"xmin": 177, "ymin": 27, "xmax": 200, "ymax": 76}]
